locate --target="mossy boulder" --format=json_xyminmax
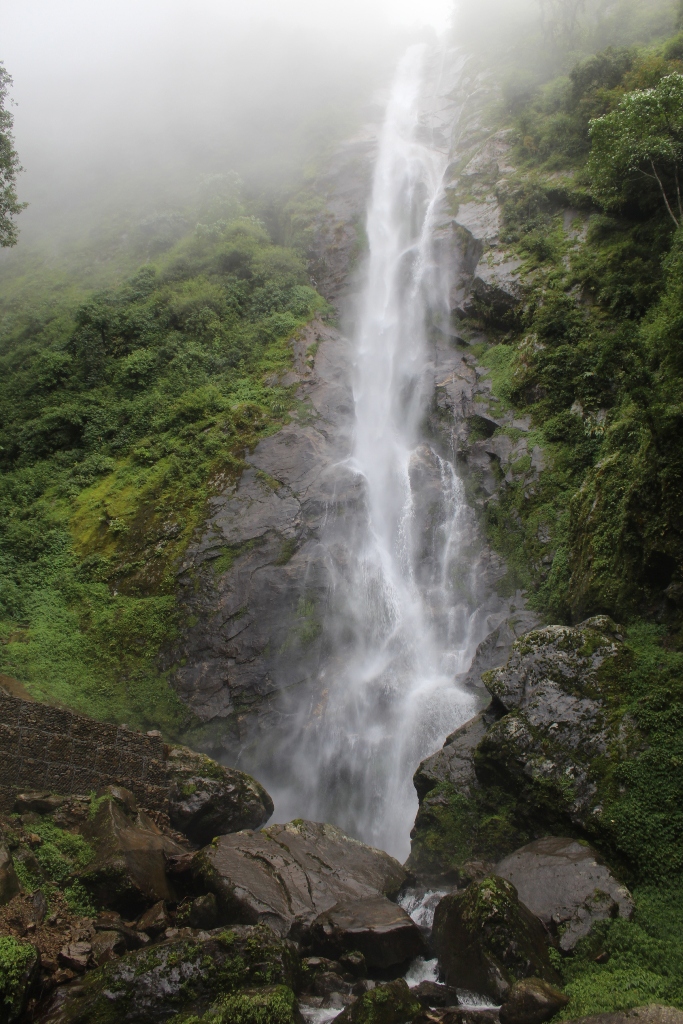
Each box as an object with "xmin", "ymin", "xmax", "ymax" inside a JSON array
[
  {"xmin": 39, "ymin": 926, "xmax": 299, "ymax": 1024},
  {"xmin": 0, "ymin": 937, "xmax": 39, "ymax": 1024},
  {"xmin": 432, "ymin": 876, "xmax": 561, "ymax": 1002},
  {"xmin": 166, "ymin": 746, "xmax": 274, "ymax": 846},
  {"xmin": 334, "ymin": 979, "xmax": 421, "ymax": 1024},
  {"xmin": 409, "ymin": 618, "xmax": 639, "ymax": 881}
]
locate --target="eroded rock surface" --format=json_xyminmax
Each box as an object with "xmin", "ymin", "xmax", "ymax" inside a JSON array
[
  {"xmin": 495, "ymin": 838, "xmax": 634, "ymax": 951},
  {"xmin": 194, "ymin": 819, "xmax": 406, "ymax": 938}
]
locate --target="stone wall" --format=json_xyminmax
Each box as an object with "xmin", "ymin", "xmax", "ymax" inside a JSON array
[{"xmin": 0, "ymin": 689, "xmax": 169, "ymax": 814}]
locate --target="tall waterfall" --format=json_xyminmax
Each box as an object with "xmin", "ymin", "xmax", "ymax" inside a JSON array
[{"xmin": 271, "ymin": 44, "xmax": 492, "ymax": 861}]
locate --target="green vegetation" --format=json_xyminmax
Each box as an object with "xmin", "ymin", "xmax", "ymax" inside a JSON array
[
  {"xmin": 452, "ymin": 16, "xmax": 683, "ymax": 1019},
  {"xmin": 178, "ymin": 986, "xmax": 298, "ymax": 1024},
  {"xmin": 0, "ymin": 63, "xmax": 25, "ymax": 248},
  {"xmin": 0, "ymin": 936, "xmax": 36, "ymax": 1019},
  {"xmin": 0, "ymin": 202, "xmax": 327, "ymax": 733}
]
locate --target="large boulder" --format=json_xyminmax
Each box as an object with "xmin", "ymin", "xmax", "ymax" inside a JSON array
[
  {"xmin": 334, "ymin": 979, "xmax": 421, "ymax": 1024},
  {"xmin": 37, "ymin": 926, "xmax": 299, "ymax": 1024},
  {"xmin": 166, "ymin": 745, "xmax": 273, "ymax": 845},
  {"xmin": 432, "ymin": 876, "xmax": 561, "ymax": 1003},
  {"xmin": 409, "ymin": 618, "xmax": 638, "ymax": 881},
  {"xmin": 79, "ymin": 787, "xmax": 186, "ymax": 915},
  {"xmin": 495, "ymin": 838, "xmax": 634, "ymax": 951},
  {"xmin": 193, "ymin": 819, "xmax": 407, "ymax": 937},
  {"xmin": 309, "ymin": 895, "xmax": 424, "ymax": 969}
]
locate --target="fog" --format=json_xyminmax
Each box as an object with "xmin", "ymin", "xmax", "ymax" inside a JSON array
[{"xmin": 0, "ymin": 0, "xmax": 453, "ymax": 252}]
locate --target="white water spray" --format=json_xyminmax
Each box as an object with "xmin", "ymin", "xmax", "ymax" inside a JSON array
[{"xmin": 271, "ymin": 45, "xmax": 498, "ymax": 860}]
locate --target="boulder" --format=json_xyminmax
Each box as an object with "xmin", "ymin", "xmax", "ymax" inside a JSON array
[
  {"xmin": 0, "ymin": 843, "xmax": 20, "ymax": 906},
  {"xmin": 0, "ymin": 938, "xmax": 39, "ymax": 1024},
  {"xmin": 90, "ymin": 930, "xmax": 126, "ymax": 965},
  {"xmin": 136, "ymin": 900, "xmax": 170, "ymax": 937},
  {"xmin": 495, "ymin": 838, "xmax": 634, "ymax": 951},
  {"xmin": 193, "ymin": 819, "xmax": 407, "ymax": 937},
  {"xmin": 166, "ymin": 744, "xmax": 273, "ymax": 845},
  {"xmin": 178, "ymin": 892, "xmax": 220, "ymax": 930},
  {"xmin": 409, "ymin": 618, "xmax": 639, "ymax": 881},
  {"xmin": 309, "ymin": 894, "xmax": 424, "ymax": 969},
  {"xmin": 80, "ymin": 787, "xmax": 186, "ymax": 916},
  {"xmin": 334, "ymin": 978, "xmax": 421, "ymax": 1024},
  {"xmin": 412, "ymin": 981, "xmax": 459, "ymax": 1008},
  {"xmin": 37, "ymin": 925, "xmax": 299, "ymax": 1024},
  {"xmin": 432, "ymin": 876, "xmax": 561, "ymax": 1003},
  {"xmin": 499, "ymin": 978, "xmax": 569, "ymax": 1024}
]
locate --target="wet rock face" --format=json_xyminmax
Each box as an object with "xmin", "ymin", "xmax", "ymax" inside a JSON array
[
  {"xmin": 495, "ymin": 838, "xmax": 634, "ymax": 952},
  {"xmin": 431, "ymin": 876, "xmax": 561, "ymax": 1003},
  {"xmin": 309, "ymin": 895, "xmax": 424, "ymax": 969},
  {"xmin": 165, "ymin": 744, "xmax": 273, "ymax": 844},
  {"xmin": 37, "ymin": 926, "xmax": 299, "ymax": 1024},
  {"xmin": 409, "ymin": 617, "xmax": 635, "ymax": 880},
  {"xmin": 193, "ymin": 819, "xmax": 407, "ymax": 938},
  {"xmin": 169, "ymin": 320, "xmax": 359, "ymax": 758},
  {"xmin": 499, "ymin": 978, "xmax": 569, "ymax": 1024}
]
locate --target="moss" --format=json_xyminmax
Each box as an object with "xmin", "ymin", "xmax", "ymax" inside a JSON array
[
  {"xmin": 31, "ymin": 819, "xmax": 94, "ymax": 884},
  {"xmin": 63, "ymin": 880, "xmax": 98, "ymax": 916},
  {"xmin": 0, "ymin": 937, "xmax": 37, "ymax": 1019},
  {"xmin": 178, "ymin": 986, "xmax": 298, "ymax": 1024}
]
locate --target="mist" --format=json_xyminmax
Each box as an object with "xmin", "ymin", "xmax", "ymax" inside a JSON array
[{"xmin": 0, "ymin": 0, "xmax": 453, "ymax": 256}]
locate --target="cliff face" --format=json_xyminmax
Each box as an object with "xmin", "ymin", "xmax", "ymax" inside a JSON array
[{"xmin": 168, "ymin": 58, "xmax": 538, "ymax": 762}]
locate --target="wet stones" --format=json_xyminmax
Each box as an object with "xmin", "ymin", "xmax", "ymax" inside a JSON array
[
  {"xmin": 495, "ymin": 838, "xmax": 634, "ymax": 952},
  {"xmin": 431, "ymin": 876, "xmax": 561, "ymax": 1003},
  {"xmin": 193, "ymin": 819, "xmax": 407, "ymax": 937},
  {"xmin": 309, "ymin": 894, "xmax": 424, "ymax": 969}
]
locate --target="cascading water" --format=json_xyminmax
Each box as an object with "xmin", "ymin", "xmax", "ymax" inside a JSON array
[{"xmin": 270, "ymin": 43, "xmax": 499, "ymax": 860}]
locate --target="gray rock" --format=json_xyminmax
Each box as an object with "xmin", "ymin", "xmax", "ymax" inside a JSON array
[
  {"xmin": 478, "ymin": 617, "xmax": 634, "ymax": 833},
  {"xmin": 412, "ymin": 980, "xmax": 459, "ymax": 1008},
  {"xmin": 432, "ymin": 876, "xmax": 561, "ymax": 1003},
  {"xmin": 90, "ymin": 929, "xmax": 126, "ymax": 965},
  {"xmin": 499, "ymin": 978, "xmax": 569, "ymax": 1024},
  {"xmin": 495, "ymin": 838, "xmax": 634, "ymax": 951},
  {"xmin": 193, "ymin": 819, "xmax": 407, "ymax": 938},
  {"xmin": 80, "ymin": 787, "xmax": 186, "ymax": 916},
  {"xmin": 414, "ymin": 713, "xmax": 489, "ymax": 801},
  {"xmin": 37, "ymin": 926, "xmax": 299, "ymax": 1024},
  {"xmin": 166, "ymin": 744, "xmax": 273, "ymax": 844},
  {"xmin": 0, "ymin": 842, "xmax": 20, "ymax": 906},
  {"xmin": 136, "ymin": 900, "xmax": 170, "ymax": 937},
  {"xmin": 309, "ymin": 894, "xmax": 424, "ymax": 969}
]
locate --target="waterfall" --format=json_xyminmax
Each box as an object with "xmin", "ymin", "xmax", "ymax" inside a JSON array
[{"xmin": 269, "ymin": 44, "xmax": 494, "ymax": 861}]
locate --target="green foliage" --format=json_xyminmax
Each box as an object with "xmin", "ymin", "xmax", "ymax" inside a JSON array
[
  {"xmin": 0, "ymin": 209, "xmax": 326, "ymax": 731},
  {"xmin": 0, "ymin": 64, "xmax": 26, "ymax": 247},
  {"xmin": 557, "ymin": 883, "xmax": 683, "ymax": 1016},
  {"xmin": 31, "ymin": 819, "xmax": 94, "ymax": 884},
  {"xmin": 0, "ymin": 937, "xmax": 36, "ymax": 1016},
  {"xmin": 589, "ymin": 73, "xmax": 683, "ymax": 224},
  {"xmin": 63, "ymin": 880, "xmax": 98, "ymax": 917},
  {"xmin": 179, "ymin": 985, "xmax": 298, "ymax": 1024}
]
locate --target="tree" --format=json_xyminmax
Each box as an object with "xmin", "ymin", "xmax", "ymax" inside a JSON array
[
  {"xmin": 588, "ymin": 73, "xmax": 683, "ymax": 227},
  {"xmin": 0, "ymin": 63, "xmax": 26, "ymax": 247},
  {"xmin": 537, "ymin": 0, "xmax": 587, "ymax": 49}
]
